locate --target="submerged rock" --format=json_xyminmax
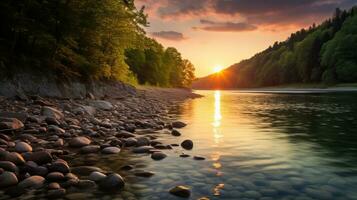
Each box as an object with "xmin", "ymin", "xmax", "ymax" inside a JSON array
[
  {"xmin": 181, "ymin": 140, "xmax": 193, "ymax": 150},
  {"xmin": 171, "ymin": 129, "xmax": 181, "ymax": 136},
  {"xmin": 151, "ymin": 152, "xmax": 167, "ymax": 160},
  {"xmin": 169, "ymin": 185, "xmax": 191, "ymax": 198},
  {"xmin": 98, "ymin": 173, "xmax": 125, "ymax": 191},
  {"xmin": 172, "ymin": 121, "xmax": 187, "ymax": 129}
]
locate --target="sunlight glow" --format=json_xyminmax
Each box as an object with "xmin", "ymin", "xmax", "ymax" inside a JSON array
[{"xmin": 213, "ymin": 65, "xmax": 223, "ymax": 73}]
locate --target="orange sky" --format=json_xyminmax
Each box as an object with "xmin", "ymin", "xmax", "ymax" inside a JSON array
[{"xmin": 136, "ymin": 0, "xmax": 355, "ymax": 77}]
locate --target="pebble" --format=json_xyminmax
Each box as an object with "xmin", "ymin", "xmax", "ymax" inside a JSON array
[
  {"xmin": 193, "ymin": 156, "xmax": 205, "ymax": 160},
  {"xmin": 47, "ymin": 188, "xmax": 66, "ymax": 198},
  {"xmin": 80, "ymin": 145, "xmax": 101, "ymax": 154},
  {"xmin": 181, "ymin": 140, "xmax": 193, "ymax": 150},
  {"xmin": 151, "ymin": 152, "xmax": 167, "ymax": 160},
  {"xmin": 15, "ymin": 142, "xmax": 33, "ymax": 153},
  {"xmin": 0, "ymin": 161, "xmax": 18, "ymax": 172},
  {"xmin": 169, "ymin": 185, "xmax": 191, "ymax": 198},
  {"xmin": 0, "ymin": 171, "xmax": 18, "ymax": 188},
  {"xmin": 46, "ymin": 172, "xmax": 65, "ymax": 181},
  {"xmin": 132, "ymin": 146, "xmax": 153, "ymax": 153},
  {"xmin": 102, "ymin": 147, "xmax": 121, "ymax": 154},
  {"xmin": 172, "ymin": 121, "xmax": 187, "ymax": 128},
  {"xmin": 134, "ymin": 171, "xmax": 155, "ymax": 177},
  {"xmin": 171, "ymin": 129, "xmax": 181, "ymax": 136},
  {"xmin": 98, "ymin": 173, "xmax": 125, "ymax": 191},
  {"xmin": 48, "ymin": 182, "xmax": 61, "ymax": 190},
  {"xmin": 0, "ymin": 151, "xmax": 25, "ymax": 165},
  {"xmin": 18, "ymin": 175, "xmax": 45, "ymax": 189},
  {"xmin": 26, "ymin": 151, "xmax": 53, "ymax": 165},
  {"xmin": 89, "ymin": 171, "xmax": 107, "ymax": 182},
  {"xmin": 69, "ymin": 137, "xmax": 91, "ymax": 147},
  {"xmin": 41, "ymin": 106, "xmax": 64, "ymax": 120}
]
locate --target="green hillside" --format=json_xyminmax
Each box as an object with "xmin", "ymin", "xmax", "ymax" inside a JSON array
[{"xmin": 193, "ymin": 6, "xmax": 357, "ymax": 89}]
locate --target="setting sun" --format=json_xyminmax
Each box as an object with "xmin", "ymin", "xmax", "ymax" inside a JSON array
[{"xmin": 213, "ymin": 65, "xmax": 223, "ymax": 73}]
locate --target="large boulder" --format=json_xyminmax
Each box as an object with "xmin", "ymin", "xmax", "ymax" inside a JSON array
[{"xmin": 89, "ymin": 100, "xmax": 113, "ymax": 111}]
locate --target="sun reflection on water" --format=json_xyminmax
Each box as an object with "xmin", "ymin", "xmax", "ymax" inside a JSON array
[{"xmin": 212, "ymin": 90, "xmax": 224, "ymax": 195}]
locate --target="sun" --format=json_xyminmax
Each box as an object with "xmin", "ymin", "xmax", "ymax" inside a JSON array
[{"xmin": 213, "ymin": 65, "xmax": 223, "ymax": 73}]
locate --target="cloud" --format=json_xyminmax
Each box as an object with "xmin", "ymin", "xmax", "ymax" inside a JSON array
[
  {"xmin": 151, "ymin": 31, "xmax": 187, "ymax": 41},
  {"xmin": 194, "ymin": 19, "xmax": 257, "ymax": 32},
  {"xmin": 136, "ymin": 0, "xmax": 356, "ymax": 27}
]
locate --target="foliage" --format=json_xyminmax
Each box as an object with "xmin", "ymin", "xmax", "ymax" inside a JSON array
[{"xmin": 0, "ymin": 0, "xmax": 195, "ymax": 87}]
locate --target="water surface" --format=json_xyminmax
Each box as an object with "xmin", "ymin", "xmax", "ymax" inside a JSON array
[{"xmin": 76, "ymin": 90, "xmax": 357, "ymax": 200}]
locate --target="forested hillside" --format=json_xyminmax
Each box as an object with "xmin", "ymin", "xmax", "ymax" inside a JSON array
[
  {"xmin": 193, "ymin": 6, "xmax": 357, "ymax": 89},
  {"xmin": 0, "ymin": 0, "xmax": 195, "ymax": 87}
]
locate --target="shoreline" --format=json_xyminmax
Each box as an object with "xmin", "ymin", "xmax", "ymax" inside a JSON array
[{"xmin": 0, "ymin": 87, "xmax": 200, "ymax": 199}]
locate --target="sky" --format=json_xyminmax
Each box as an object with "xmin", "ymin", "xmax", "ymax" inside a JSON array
[{"xmin": 135, "ymin": 0, "xmax": 356, "ymax": 77}]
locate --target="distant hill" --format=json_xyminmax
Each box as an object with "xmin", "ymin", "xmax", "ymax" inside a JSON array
[{"xmin": 193, "ymin": 6, "xmax": 357, "ymax": 89}]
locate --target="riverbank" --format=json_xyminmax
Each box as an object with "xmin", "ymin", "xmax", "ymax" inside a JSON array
[{"xmin": 0, "ymin": 87, "xmax": 201, "ymax": 199}]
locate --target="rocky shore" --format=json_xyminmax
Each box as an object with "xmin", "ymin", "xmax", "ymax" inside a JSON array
[{"xmin": 0, "ymin": 86, "xmax": 202, "ymax": 199}]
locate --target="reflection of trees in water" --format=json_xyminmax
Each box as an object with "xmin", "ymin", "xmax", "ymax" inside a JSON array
[
  {"xmin": 168, "ymin": 99, "xmax": 195, "ymax": 119},
  {"xmin": 240, "ymin": 93, "xmax": 357, "ymax": 169}
]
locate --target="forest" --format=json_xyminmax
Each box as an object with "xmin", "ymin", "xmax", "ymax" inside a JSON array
[
  {"xmin": 0, "ymin": 0, "xmax": 195, "ymax": 88},
  {"xmin": 193, "ymin": 6, "xmax": 357, "ymax": 89}
]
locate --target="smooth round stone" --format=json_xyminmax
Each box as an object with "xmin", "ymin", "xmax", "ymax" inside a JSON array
[
  {"xmin": 0, "ymin": 161, "xmax": 18, "ymax": 172},
  {"xmin": 26, "ymin": 151, "xmax": 53, "ymax": 165},
  {"xmin": 15, "ymin": 142, "xmax": 32, "ymax": 153},
  {"xmin": 132, "ymin": 146, "xmax": 153, "ymax": 153},
  {"xmin": 136, "ymin": 137, "xmax": 150, "ymax": 146},
  {"xmin": 0, "ymin": 171, "xmax": 18, "ymax": 188},
  {"xmin": 180, "ymin": 154, "xmax": 190, "ymax": 158},
  {"xmin": 102, "ymin": 147, "xmax": 121, "ymax": 154},
  {"xmin": 0, "ymin": 151, "xmax": 25, "ymax": 165},
  {"xmin": 151, "ymin": 152, "xmax": 167, "ymax": 160},
  {"xmin": 47, "ymin": 188, "xmax": 66, "ymax": 198},
  {"xmin": 181, "ymin": 140, "xmax": 193, "ymax": 150},
  {"xmin": 171, "ymin": 129, "xmax": 181, "ymax": 136},
  {"xmin": 69, "ymin": 137, "xmax": 91, "ymax": 147},
  {"xmin": 98, "ymin": 173, "xmax": 125, "ymax": 191},
  {"xmin": 80, "ymin": 145, "xmax": 100, "ymax": 154},
  {"xmin": 134, "ymin": 171, "xmax": 155, "ymax": 177},
  {"xmin": 46, "ymin": 172, "xmax": 65, "ymax": 181},
  {"xmin": 89, "ymin": 171, "xmax": 107, "ymax": 182},
  {"xmin": 48, "ymin": 182, "xmax": 61, "ymax": 190},
  {"xmin": 169, "ymin": 185, "xmax": 191, "ymax": 198},
  {"xmin": 172, "ymin": 121, "xmax": 187, "ymax": 128},
  {"xmin": 49, "ymin": 159, "xmax": 70, "ymax": 173},
  {"xmin": 18, "ymin": 175, "xmax": 45, "ymax": 189},
  {"xmin": 123, "ymin": 138, "xmax": 137, "ymax": 147},
  {"xmin": 193, "ymin": 156, "xmax": 205, "ymax": 160}
]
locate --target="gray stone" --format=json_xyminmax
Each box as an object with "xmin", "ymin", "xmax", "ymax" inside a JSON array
[
  {"xmin": 193, "ymin": 156, "xmax": 205, "ymax": 160},
  {"xmin": 169, "ymin": 185, "xmax": 191, "ymax": 198},
  {"xmin": 102, "ymin": 147, "xmax": 121, "ymax": 154},
  {"xmin": 15, "ymin": 142, "xmax": 33, "ymax": 153},
  {"xmin": 80, "ymin": 145, "xmax": 100, "ymax": 154},
  {"xmin": 89, "ymin": 171, "xmax": 107, "ymax": 182},
  {"xmin": 89, "ymin": 100, "xmax": 113, "ymax": 111},
  {"xmin": 42, "ymin": 106, "xmax": 64, "ymax": 120},
  {"xmin": 132, "ymin": 146, "xmax": 153, "ymax": 154},
  {"xmin": 136, "ymin": 137, "xmax": 150, "ymax": 146},
  {"xmin": 0, "ymin": 171, "xmax": 18, "ymax": 188},
  {"xmin": 151, "ymin": 152, "xmax": 167, "ymax": 160},
  {"xmin": 98, "ymin": 173, "xmax": 125, "ymax": 191}
]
